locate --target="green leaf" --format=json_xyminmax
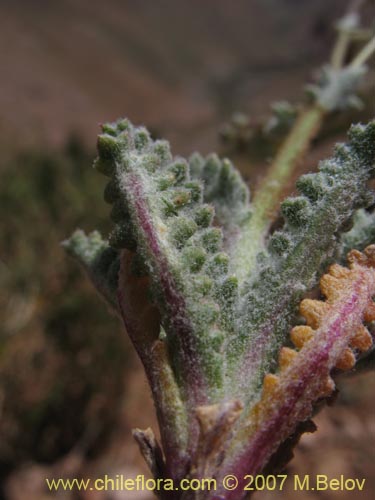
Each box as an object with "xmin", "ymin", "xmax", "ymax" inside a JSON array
[{"xmin": 227, "ymin": 121, "xmax": 375, "ymax": 406}]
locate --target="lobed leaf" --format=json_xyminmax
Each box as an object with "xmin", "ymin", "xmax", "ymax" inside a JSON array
[
  {"xmin": 189, "ymin": 152, "xmax": 252, "ymax": 252},
  {"xmin": 216, "ymin": 245, "xmax": 375, "ymax": 499},
  {"xmin": 227, "ymin": 121, "xmax": 375, "ymax": 405},
  {"xmin": 62, "ymin": 229, "xmax": 120, "ymax": 312},
  {"xmin": 94, "ymin": 119, "xmax": 234, "ymax": 408},
  {"xmin": 306, "ymin": 65, "xmax": 366, "ymax": 111}
]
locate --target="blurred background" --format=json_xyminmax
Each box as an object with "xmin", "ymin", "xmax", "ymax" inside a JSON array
[{"xmin": 0, "ymin": 1, "xmax": 374, "ymax": 499}]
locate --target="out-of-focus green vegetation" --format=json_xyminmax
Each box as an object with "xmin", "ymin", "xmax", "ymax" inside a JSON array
[{"xmin": 0, "ymin": 138, "xmax": 128, "ymax": 479}]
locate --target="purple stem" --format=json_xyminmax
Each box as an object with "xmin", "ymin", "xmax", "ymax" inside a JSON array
[
  {"xmin": 118, "ymin": 283, "xmax": 189, "ymax": 480},
  {"xmin": 121, "ymin": 173, "xmax": 209, "ymax": 461},
  {"xmin": 215, "ymin": 270, "xmax": 374, "ymax": 500}
]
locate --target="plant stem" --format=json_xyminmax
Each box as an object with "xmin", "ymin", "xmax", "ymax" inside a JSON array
[
  {"xmin": 216, "ymin": 255, "xmax": 375, "ymax": 500},
  {"xmin": 233, "ymin": 106, "xmax": 325, "ymax": 283},
  {"xmin": 331, "ymin": 29, "xmax": 352, "ymax": 69},
  {"xmin": 350, "ymin": 35, "xmax": 375, "ymax": 68},
  {"xmin": 232, "ymin": 7, "xmax": 373, "ymax": 285}
]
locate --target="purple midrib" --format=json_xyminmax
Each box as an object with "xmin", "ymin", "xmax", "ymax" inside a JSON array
[{"xmin": 217, "ymin": 274, "xmax": 372, "ymax": 499}]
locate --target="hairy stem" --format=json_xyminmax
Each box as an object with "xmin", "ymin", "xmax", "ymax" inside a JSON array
[
  {"xmin": 216, "ymin": 249, "xmax": 375, "ymax": 500},
  {"xmin": 350, "ymin": 35, "xmax": 375, "ymax": 68},
  {"xmin": 117, "ymin": 250, "xmax": 189, "ymax": 478},
  {"xmin": 233, "ymin": 106, "xmax": 324, "ymax": 283}
]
